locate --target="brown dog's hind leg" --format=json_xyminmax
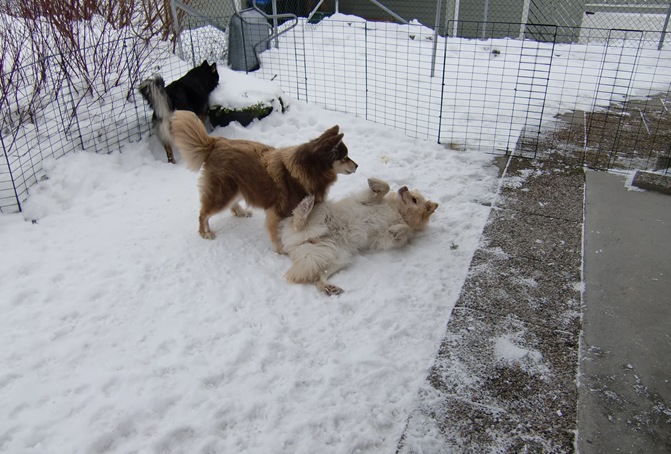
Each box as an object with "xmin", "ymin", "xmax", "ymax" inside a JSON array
[
  {"xmin": 200, "ymin": 198, "xmax": 238, "ymax": 239},
  {"xmin": 265, "ymin": 209, "xmax": 284, "ymax": 253},
  {"xmin": 197, "ymin": 176, "xmax": 241, "ymax": 239},
  {"xmin": 198, "ymin": 208, "xmax": 217, "ymax": 239},
  {"xmin": 165, "ymin": 143, "xmax": 176, "ymax": 164}
]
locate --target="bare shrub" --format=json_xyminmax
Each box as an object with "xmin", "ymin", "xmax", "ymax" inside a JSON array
[{"xmin": 0, "ymin": 0, "xmax": 179, "ymax": 137}]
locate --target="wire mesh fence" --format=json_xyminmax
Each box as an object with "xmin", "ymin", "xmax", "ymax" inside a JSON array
[
  {"xmin": 2, "ymin": 1, "xmax": 671, "ymax": 213},
  {"xmin": 0, "ymin": 38, "xmax": 189, "ymax": 213},
  {"xmin": 253, "ymin": 16, "xmax": 671, "ymax": 173}
]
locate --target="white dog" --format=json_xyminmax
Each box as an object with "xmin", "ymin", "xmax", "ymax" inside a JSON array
[{"xmin": 281, "ymin": 178, "xmax": 439, "ymax": 295}]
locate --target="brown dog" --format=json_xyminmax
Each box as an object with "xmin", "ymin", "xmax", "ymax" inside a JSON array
[{"xmin": 170, "ymin": 110, "xmax": 358, "ymax": 252}]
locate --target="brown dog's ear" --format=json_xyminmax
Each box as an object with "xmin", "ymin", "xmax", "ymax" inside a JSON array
[
  {"xmin": 426, "ymin": 201, "xmax": 439, "ymax": 214},
  {"xmin": 320, "ymin": 125, "xmax": 340, "ymax": 138},
  {"xmin": 318, "ymin": 133, "xmax": 345, "ymax": 159},
  {"xmin": 318, "ymin": 133, "xmax": 343, "ymax": 148}
]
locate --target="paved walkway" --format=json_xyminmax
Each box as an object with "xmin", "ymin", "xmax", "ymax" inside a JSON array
[
  {"xmin": 398, "ymin": 159, "xmax": 671, "ymax": 453},
  {"xmin": 579, "ymin": 170, "xmax": 671, "ymax": 453}
]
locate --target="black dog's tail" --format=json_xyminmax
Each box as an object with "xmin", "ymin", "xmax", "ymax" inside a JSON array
[{"xmin": 138, "ymin": 75, "xmax": 172, "ymax": 121}]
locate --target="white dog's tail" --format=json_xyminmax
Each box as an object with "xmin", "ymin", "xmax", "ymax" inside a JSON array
[
  {"xmin": 170, "ymin": 110, "xmax": 216, "ymax": 171},
  {"xmin": 285, "ymin": 242, "xmax": 334, "ymax": 284},
  {"xmin": 285, "ymin": 239, "xmax": 352, "ymax": 286}
]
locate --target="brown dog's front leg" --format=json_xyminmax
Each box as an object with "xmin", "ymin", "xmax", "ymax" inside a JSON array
[{"xmin": 265, "ymin": 210, "xmax": 284, "ymax": 253}]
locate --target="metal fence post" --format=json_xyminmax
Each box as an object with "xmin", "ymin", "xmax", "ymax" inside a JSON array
[
  {"xmin": 65, "ymin": 63, "xmax": 86, "ymax": 151},
  {"xmin": 365, "ymin": 22, "xmax": 369, "ymax": 121},
  {"xmin": 170, "ymin": 0, "xmax": 184, "ymax": 60},
  {"xmin": 0, "ymin": 132, "xmax": 22, "ymax": 212},
  {"xmin": 271, "ymin": 0, "xmax": 279, "ymax": 48},
  {"xmin": 431, "ymin": 0, "xmax": 443, "ymax": 78},
  {"xmin": 437, "ymin": 23, "xmax": 449, "ymax": 144},
  {"xmin": 482, "ymin": 0, "xmax": 490, "ymax": 39},
  {"xmin": 659, "ymin": 2, "xmax": 671, "ymax": 50}
]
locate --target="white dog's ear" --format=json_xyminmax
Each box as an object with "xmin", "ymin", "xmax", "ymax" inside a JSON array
[{"xmin": 426, "ymin": 201, "xmax": 439, "ymax": 214}]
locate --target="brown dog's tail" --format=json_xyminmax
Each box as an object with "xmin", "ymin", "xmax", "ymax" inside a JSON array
[{"xmin": 170, "ymin": 110, "xmax": 216, "ymax": 171}]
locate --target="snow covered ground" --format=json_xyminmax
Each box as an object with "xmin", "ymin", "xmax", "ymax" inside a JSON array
[{"xmin": 0, "ymin": 98, "xmax": 499, "ymax": 452}]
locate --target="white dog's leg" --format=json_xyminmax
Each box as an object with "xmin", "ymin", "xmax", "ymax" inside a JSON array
[
  {"xmin": 355, "ymin": 178, "xmax": 390, "ymax": 205},
  {"xmin": 314, "ymin": 251, "xmax": 352, "ymax": 296},
  {"xmin": 388, "ymin": 224, "xmax": 411, "ymax": 248},
  {"xmin": 316, "ymin": 265, "xmax": 346, "ymax": 295},
  {"xmin": 370, "ymin": 223, "xmax": 411, "ymax": 250},
  {"xmin": 230, "ymin": 196, "xmax": 252, "ymax": 217},
  {"xmin": 368, "ymin": 177, "xmax": 390, "ymax": 193},
  {"xmin": 292, "ymin": 195, "xmax": 315, "ymax": 231},
  {"xmin": 286, "ymin": 240, "xmax": 352, "ymax": 296}
]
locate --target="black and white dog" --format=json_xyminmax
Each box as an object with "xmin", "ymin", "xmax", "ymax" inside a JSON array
[{"xmin": 138, "ymin": 60, "xmax": 219, "ymax": 163}]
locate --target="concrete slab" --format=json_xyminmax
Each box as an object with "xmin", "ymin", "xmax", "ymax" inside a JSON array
[
  {"xmin": 578, "ymin": 170, "xmax": 671, "ymax": 453},
  {"xmin": 631, "ymin": 170, "xmax": 671, "ymax": 195}
]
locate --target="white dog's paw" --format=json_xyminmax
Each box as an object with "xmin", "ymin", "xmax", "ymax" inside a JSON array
[
  {"xmin": 367, "ymin": 178, "xmax": 390, "ymax": 194},
  {"xmin": 389, "ymin": 224, "xmax": 410, "ymax": 241},
  {"xmin": 322, "ymin": 284, "xmax": 344, "ymax": 296},
  {"xmin": 231, "ymin": 204, "xmax": 252, "ymax": 217}
]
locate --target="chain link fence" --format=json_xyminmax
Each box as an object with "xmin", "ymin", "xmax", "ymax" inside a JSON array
[{"xmin": 170, "ymin": 0, "xmax": 671, "ymax": 68}]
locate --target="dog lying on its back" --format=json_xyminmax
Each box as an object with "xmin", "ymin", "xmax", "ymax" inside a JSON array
[
  {"xmin": 170, "ymin": 110, "xmax": 358, "ymax": 252},
  {"xmin": 281, "ymin": 178, "xmax": 439, "ymax": 295},
  {"xmin": 138, "ymin": 60, "xmax": 219, "ymax": 163}
]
